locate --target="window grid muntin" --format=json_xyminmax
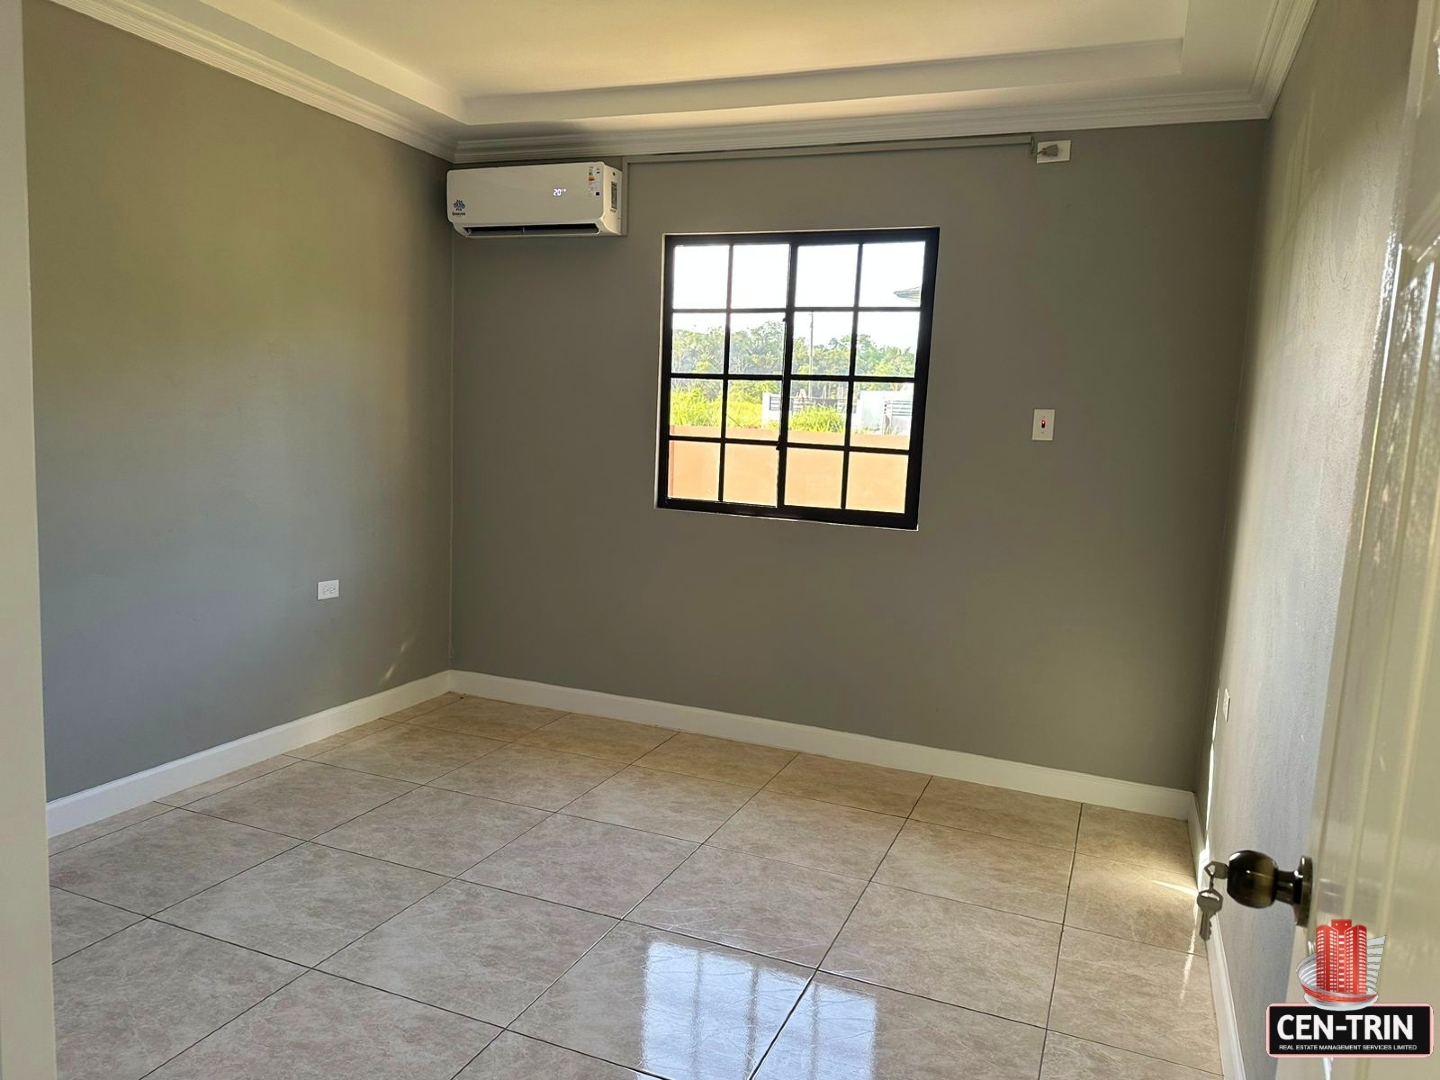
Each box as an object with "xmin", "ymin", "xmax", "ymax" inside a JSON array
[{"xmin": 659, "ymin": 228, "xmax": 935, "ymax": 529}]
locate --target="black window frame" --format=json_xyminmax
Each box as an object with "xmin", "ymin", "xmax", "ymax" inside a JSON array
[{"xmin": 656, "ymin": 227, "xmax": 938, "ymax": 530}]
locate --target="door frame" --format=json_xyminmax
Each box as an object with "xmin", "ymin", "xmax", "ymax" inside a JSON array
[{"xmin": 0, "ymin": 0, "xmax": 58, "ymax": 1074}]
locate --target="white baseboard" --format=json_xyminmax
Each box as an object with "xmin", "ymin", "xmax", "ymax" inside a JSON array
[
  {"xmin": 46, "ymin": 670, "xmax": 454, "ymax": 836},
  {"xmin": 47, "ymin": 666, "xmax": 1196, "ymax": 837},
  {"xmin": 451, "ymin": 670, "xmax": 1194, "ymax": 819},
  {"xmin": 1189, "ymin": 795, "xmax": 1244, "ymax": 1080},
  {"xmin": 1207, "ymin": 915, "xmax": 1247, "ymax": 1080}
]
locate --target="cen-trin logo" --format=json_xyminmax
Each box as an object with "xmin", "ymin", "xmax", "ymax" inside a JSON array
[{"xmin": 1268, "ymin": 919, "xmax": 1432, "ymax": 1058}]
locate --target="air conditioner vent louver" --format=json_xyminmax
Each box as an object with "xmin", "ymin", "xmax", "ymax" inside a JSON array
[
  {"xmin": 447, "ymin": 162, "xmax": 623, "ymax": 238},
  {"xmin": 460, "ymin": 223, "xmax": 601, "ymax": 237}
]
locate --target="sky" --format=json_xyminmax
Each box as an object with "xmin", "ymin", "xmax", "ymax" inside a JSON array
[{"xmin": 672, "ymin": 240, "xmax": 924, "ymax": 350}]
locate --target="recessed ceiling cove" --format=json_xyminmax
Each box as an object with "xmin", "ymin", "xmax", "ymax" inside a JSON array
[{"xmin": 53, "ymin": 0, "xmax": 1315, "ymax": 159}]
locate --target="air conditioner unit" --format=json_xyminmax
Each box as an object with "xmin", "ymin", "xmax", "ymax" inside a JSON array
[{"xmin": 447, "ymin": 162, "xmax": 623, "ymax": 237}]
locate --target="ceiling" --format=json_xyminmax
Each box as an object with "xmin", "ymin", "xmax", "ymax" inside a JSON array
[{"xmin": 54, "ymin": 0, "xmax": 1316, "ymax": 160}]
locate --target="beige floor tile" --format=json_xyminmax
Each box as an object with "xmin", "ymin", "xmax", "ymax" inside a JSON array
[
  {"xmin": 707, "ymin": 790, "xmax": 902, "ymax": 879},
  {"xmin": 627, "ymin": 846, "xmax": 865, "ymax": 965},
  {"xmin": 561, "ymin": 766, "xmax": 754, "ymax": 842},
  {"xmin": 1049, "ymin": 928, "xmax": 1220, "ymax": 1073},
  {"xmin": 156, "ymin": 843, "xmax": 446, "ymax": 966},
  {"xmin": 410, "ymin": 696, "xmax": 566, "ymax": 741},
  {"xmin": 1076, "ymin": 806, "xmax": 1194, "ymax": 876},
  {"xmin": 519, "ymin": 714, "xmax": 676, "ymax": 763},
  {"xmin": 148, "ymin": 971, "xmax": 497, "ymax": 1080},
  {"xmin": 635, "ymin": 732, "xmax": 796, "ymax": 787},
  {"xmin": 465, "ymin": 814, "xmax": 695, "ymax": 917},
  {"xmin": 52, "ymin": 920, "xmax": 301, "ymax": 1080},
  {"xmin": 288, "ymin": 717, "xmax": 401, "ymax": 759},
  {"xmin": 755, "ymin": 973, "xmax": 1046, "ymax": 1080},
  {"xmin": 765, "ymin": 754, "xmax": 929, "ymax": 815},
  {"xmin": 317, "ymin": 786, "xmax": 548, "ymax": 876},
  {"xmin": 384, "ymin": 692, "xmax": 464, "ymax": 723},
  {"xmin": 49, "ymin": 888, "xmax": 142, "ymax": 962},
  {"xmin": 911, "ymin": 777, "xmax": 1081, "ymax": 849},
  {"xmin": 316, "ymin": 725, "xmax": 504, "ymax": 783},
  {"xmin": 823, "ymin": 882, "xmax": 1060, "ymax": 1025},
  {"xmin": 321, "ymin": 881, "xmax": 615, "ymax": 1025},
  {"xmin": 512, "ymin": 922, "xmax": 809, "ymax": 1080},
  {"xmin": 459, "ymin": 1032, "xmax": 658, "ymax": 1080},
  {"xmin": 188, "ymin": 759, "xmax": 414, "ymax": 839},
  {"xmin": 1065, "ymin": 854, "xmax": 1204, "ymax": 954},
  {"xmin": 433, "ymin": 744, "xmax": 624, "ymax": 810},
  {"xmin": 1040, "ymin": 1031, "xmax": 1221, "ymax": 1079},
  {"xmin": 49, "ymin": 809, "xmax": 297, "ymax": 914},
  {"xmin": 875, "ymin": 819, "xmax": 1073, "ymax": 922},
  {"xmin": 48, "ymin": 802, "xmax": 170, "ymax": 856},
  {"xmin": 156, "ymin": 755, "xmax": 298, "ymax": 807}
]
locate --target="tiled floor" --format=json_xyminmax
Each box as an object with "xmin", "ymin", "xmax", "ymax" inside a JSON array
[{"xmin": 48, "ymin": 693, "xmax": 1220, "ymax": 1080}]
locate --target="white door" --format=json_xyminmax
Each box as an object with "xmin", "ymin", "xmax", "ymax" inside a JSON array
[{"xmin": 1275, "ymin": 0, "xmax": 1440, "ymax": 1073}]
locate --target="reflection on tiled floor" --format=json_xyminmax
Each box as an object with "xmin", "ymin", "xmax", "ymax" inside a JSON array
[{"xmin": 48, "ymin": 694, "xmax": 1220, "ymax": 1079}]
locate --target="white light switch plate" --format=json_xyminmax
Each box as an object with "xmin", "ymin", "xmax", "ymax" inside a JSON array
[
  {"xmin": 317, "ymin": 579, "xmax": 340, "ymax": 600},
  {"xmin": 1032, "ymin": 409, "xmax": 1055, "ymax": 441}
]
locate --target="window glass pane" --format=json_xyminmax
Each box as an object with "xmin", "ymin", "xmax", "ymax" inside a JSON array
[
  {"xmin": 722, "ymin": 443, "xmax": 778, "ymax": 505},
  {"xmin": 846, "ymin": 452, "xmax": 908, "ymax": 512},
  {"xmin": 668, "ymin": 377, "xmax": 722, "ymax": 437},
  {"xmin": 851, "ymin": 382, "xmax": 913, "ymax": 451},
  {"xmin": 795, "ymin": 243, "xmax": 858, "ymax": 306},
  {"xmin": 667, "ymin": 441, "xmax": 719, "ymax": 501},
  {"xmin": 787, "ymin": 380, "xmax": 850, "ymax": 446},
  {"xmin": 730, "ymin": 244, "xmax": 789, "ymax": 309},
  {"xmin": 791, "ymin": 311, "xmax": 852, "ymax": 376},
  {"xmin": 672, "ymin": 244, "xmax": 729, "ymax": 308},
  {"xmin": 855, "ymin": 311, "xmax": 919, "ymax": 376},
  {"xmin": 859, "ymin": 241, "xmax": 926, "ymax": 307},
  {"xmin": 785, "ymin": 448, "xmax": 843, "ymax": 508},
  {"xmin": 671, "ymin": 313, "xmax": 725, "ymax": 373},
  {"xmin": 728, "ymin": 313, "xmax": 786, "ymax": 374},
  {"xmin": 725, "ymin": 379, "xmax": 780, "ymax": 440}
]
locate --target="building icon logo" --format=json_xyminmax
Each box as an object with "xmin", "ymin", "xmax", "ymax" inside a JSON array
[{"xmin": 1299, "ymin": 919, "xmax": 1385, "ymax": 1010}]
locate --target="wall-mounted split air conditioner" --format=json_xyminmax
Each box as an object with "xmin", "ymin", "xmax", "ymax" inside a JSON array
[{"xmin": 447, "ymin": 162, "xmax": 623, "ymax": 237}]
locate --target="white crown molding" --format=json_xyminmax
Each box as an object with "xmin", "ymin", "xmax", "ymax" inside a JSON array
[
  {"xmin": 49, "ymin": 0, "xmax": 456, "ymax": 158},
  {"xmin": 454, "ymin": 87, "xmax": 1266, "ymax": 163},
  {"xmin": 1251, "ymin": 0, "xmax": 1318, "ymax": 112},
  {"xmin": 47, "ymin": 0, "xmax": 1308, "ymax": 165},
  {"xmin": 460, "ymin": 39, "xmax": 1184, "ymax": 126}
]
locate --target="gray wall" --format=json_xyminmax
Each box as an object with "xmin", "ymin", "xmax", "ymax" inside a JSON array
[
  {"xmin": 25, "ymin": 1, "xmax": 455, "ymax": 799},
  {"xmin": 452, "ymin": 123, "xmax": 1265, "ymax": 790},
  {"xmin": 1195, "ymin": 1, "xmax": 1416, "ymax": 1076}
]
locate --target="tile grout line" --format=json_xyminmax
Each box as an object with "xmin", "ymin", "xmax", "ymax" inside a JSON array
[
  {"xmin": 482, "ymin": 765, "xmax": 799, "ymax": 1070},
  {"xmin": 58, "ymin": 702, "xmax": 1210, "ymax": 1077},
  {"xmin": 743, "ymin": 776, "xmax": 930, "ymax": 1080},
  {"xmin": 133, "ymin": 958, "xmax": 310, "ymax": 1080}
]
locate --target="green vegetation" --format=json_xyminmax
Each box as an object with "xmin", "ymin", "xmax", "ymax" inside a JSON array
[
  {"xmin": 669, "ymin": 318, "xmax": 914, "ymax": 434},
  {"xmin": 788, "ymin": 406, "xmax": 845, "ymax": 433},
  {"xmin": 672, "ymin": 319, "xmax": 916, "ymax": 378}
]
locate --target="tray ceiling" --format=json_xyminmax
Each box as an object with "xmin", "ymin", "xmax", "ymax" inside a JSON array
[{"xmin": 52, "ymin": 0, "xmax": 1316, "ymax": 160}]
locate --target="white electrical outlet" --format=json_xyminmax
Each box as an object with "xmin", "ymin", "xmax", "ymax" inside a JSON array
[
  {"xmin": 1032, "ymin": 408, "xmax": 1055, "ymax": 441},
  {"xmin": 1034, "ymin": 139, "xmax": 1071, "ymax": 164},
  {"xmin": 317, "ymin": 579, "xmax": 340, "ymax": 600}
]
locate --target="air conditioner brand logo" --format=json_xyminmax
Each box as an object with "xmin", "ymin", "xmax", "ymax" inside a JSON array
[
  {"xmin": 452, "ymin": 199, "xmax": 466, "ymax": 216},
  {"xmin": 1267, "ymin": 919, "xmax": 1432, "ymax": 1058}
]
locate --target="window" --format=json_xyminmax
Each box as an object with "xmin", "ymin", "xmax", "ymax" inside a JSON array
[{"xmin": 658, "ymin": 228, "xmax": 937, "ymax": 529}]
